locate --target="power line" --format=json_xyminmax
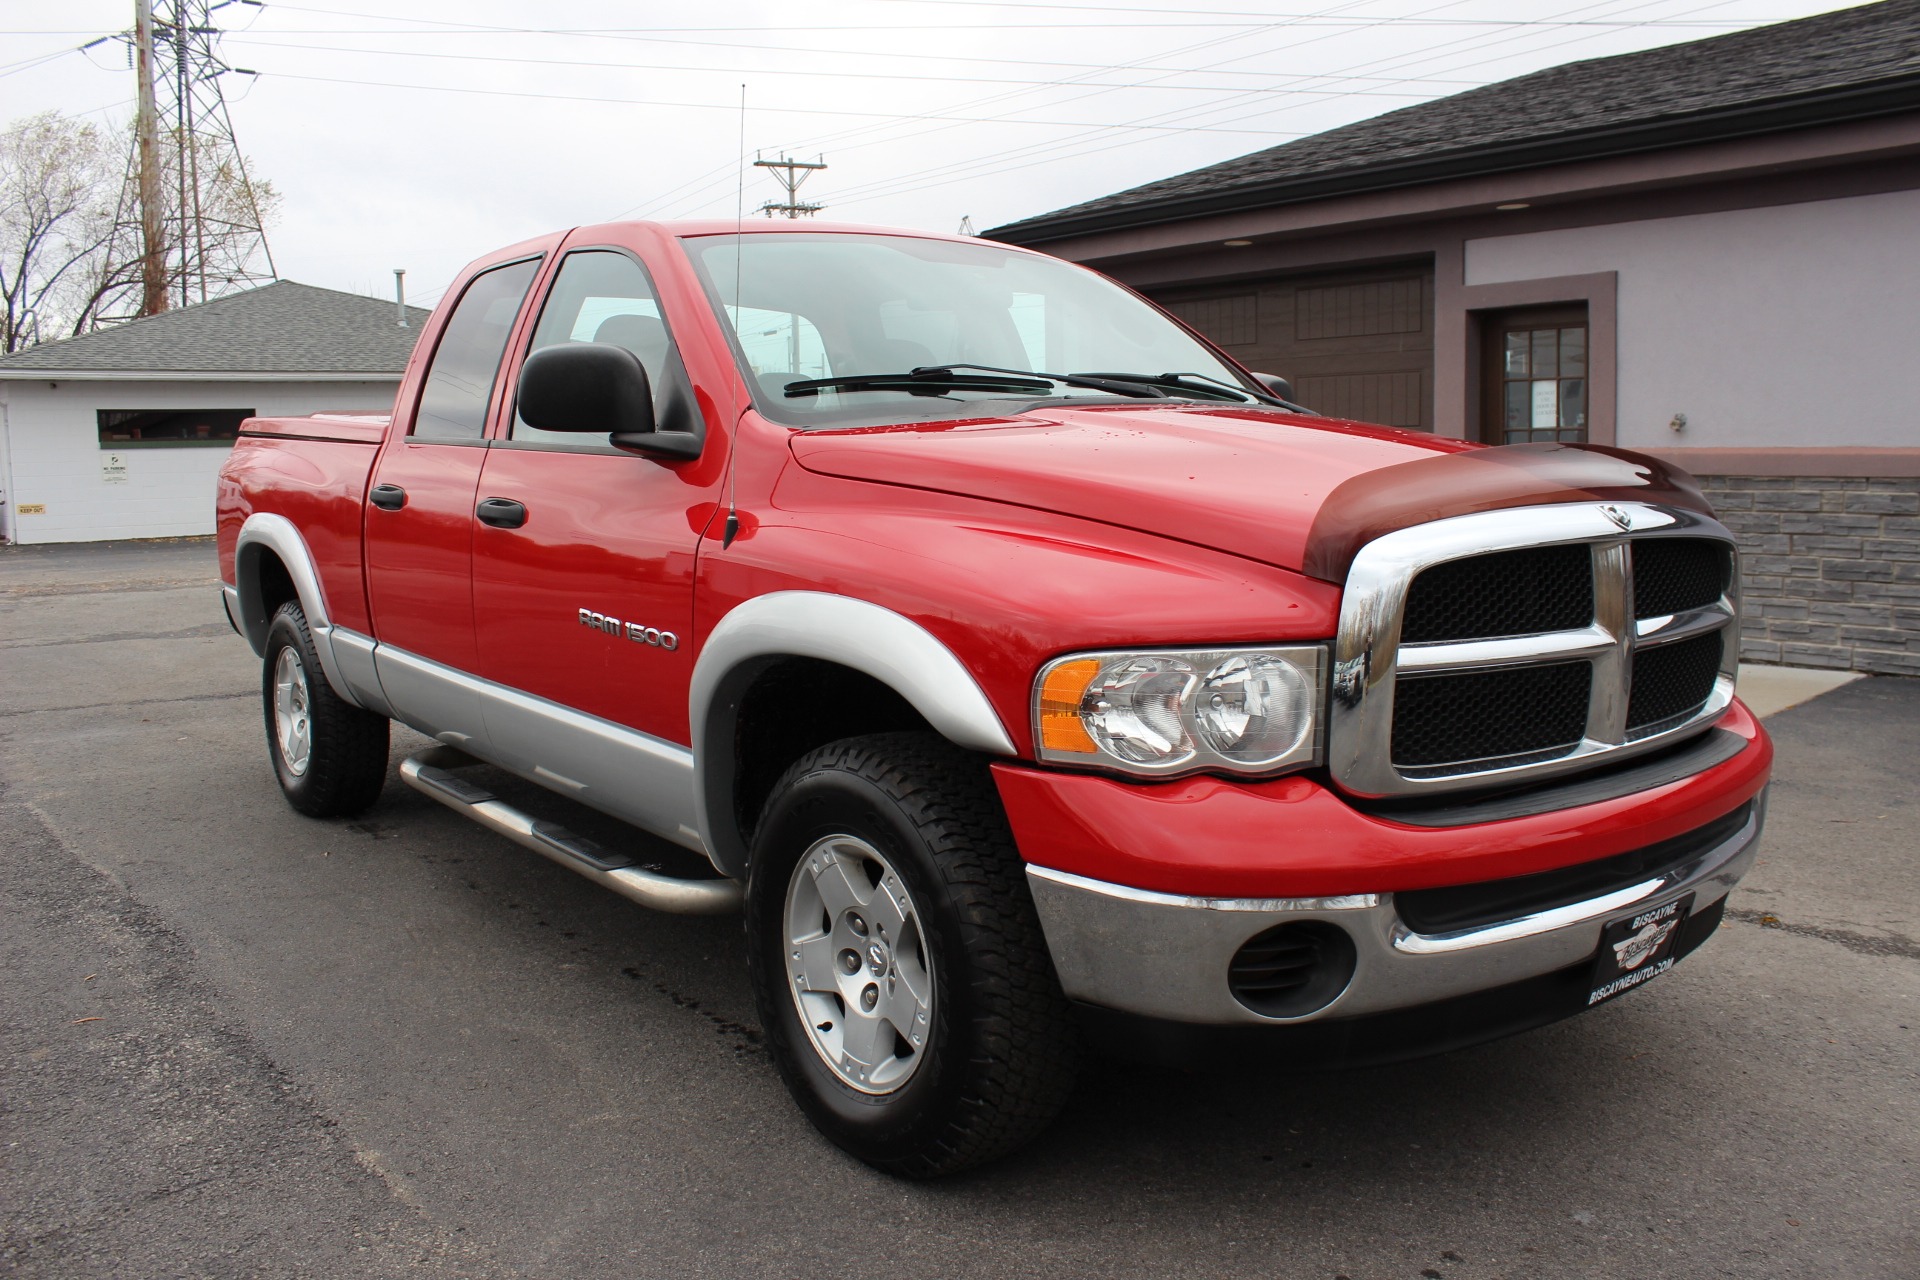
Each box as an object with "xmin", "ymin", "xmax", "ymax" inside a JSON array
[
  {"xmin": 224, "ymin": 17, "xmax": 1485, "ymax": 233},
  {"xmin": 255, "ymin": 70, "xmax": 1309, "ymax": 134},
  {"xmin": 750, "ymin": 0, "xmax": 1389, "ymax": 175},
  {"xmin": 147, "ymin": 6, "xmax": 1552, "ymax": 97},
  {"xmin": 0, "ymin": 45, "xmax": 92, "ymax": 78},
  {"xmin": 0, "ymin": 24, "xmax": 1610, "ymax": 92},
  {"xmin": 220, "ymin": 35, "xmax": 1483, "ymax": 97},
  {"xmin": 619, "ymin": 0, "xmax": 1774, "ymax": 220},
  {"xmin": 823, "ymin": 0, "xmax": 1752, "ymax": 209},
  {"xmin": 847, "ymin": 0, "xmax": 1750, "ymax": 15},
  {"xmin": 637, "ymin": 0, "xmax": 1444, "ymax": 219},
  {"xmin": 158, "ymin": 6, "xmax": 1763, "ymax": 30},
  {"xmin": 869, "ymin": 0, "xmax": 1752, "ymax": 210},
  {"xmin": 740, "ymin": 0, "xmax": 1456, "ymax": 210}
]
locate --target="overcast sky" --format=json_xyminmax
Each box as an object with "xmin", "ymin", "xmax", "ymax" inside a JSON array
[{"xmin": 2, "ymin": 0, "xmax": 1862, "ymax": 309}]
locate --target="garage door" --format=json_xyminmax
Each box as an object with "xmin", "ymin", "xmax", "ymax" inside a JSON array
[{"xmin": 1151, "ymin": 262, "xmax": 1435, "ymax": 430}]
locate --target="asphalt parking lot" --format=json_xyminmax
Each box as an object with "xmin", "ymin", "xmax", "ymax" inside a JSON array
[{"xmin": 3, "ymin": 538, "xmax": 1916, "ymax": 1280}]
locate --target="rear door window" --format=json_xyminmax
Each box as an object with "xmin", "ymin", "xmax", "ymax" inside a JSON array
[{"xmin": 412, "ymin": 258, "xmax": 540, "ymax": 440}]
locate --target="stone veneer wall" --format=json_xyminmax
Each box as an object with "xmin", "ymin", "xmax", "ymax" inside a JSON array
[{"xmin": 1699, "ymin": 475, "xmax": 1920, "ymax": 676}]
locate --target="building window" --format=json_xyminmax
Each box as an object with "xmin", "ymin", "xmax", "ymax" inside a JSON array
[
  {"xmin": 97, "ymin": 407, "xmax": 255, "ymax": 447},
  {"xmin": 1483, "ymin": 306, "xmax": 1587, "ymax": 444}
]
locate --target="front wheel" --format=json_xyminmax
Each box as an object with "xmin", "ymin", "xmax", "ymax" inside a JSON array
[
  {"xmin": 745, "ymin": 733, "xmax": 1079, "ymax": 1178},
  {"xmin": 262, "ymin": 601, "xmax": 389, "ymax": 817}
]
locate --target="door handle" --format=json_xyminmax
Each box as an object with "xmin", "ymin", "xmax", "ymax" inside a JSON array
[
  {"xmin": 369, "ymin": 483, "xmax": 407, "ymax": 511},
  {"xmin": 476, "ymin": 497, "xmax": 528, "ymax": 529}
]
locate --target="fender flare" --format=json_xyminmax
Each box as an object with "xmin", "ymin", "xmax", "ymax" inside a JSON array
[
  {"xmin": 689, "ymin": 591, "xmax": 1017, "ymax": 877},
  {"xmin": 231, "ymin": 512, "xmax": 364, "ymax": 708}
]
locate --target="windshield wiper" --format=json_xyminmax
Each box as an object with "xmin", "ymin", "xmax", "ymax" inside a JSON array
[
  {"xmin": 1070, "ymin": 370, "xmax": 1276, "ymax": 404},
  {"xmin": 917, "ymin": 364, "xmax": 1168, "ymax": 398},
  {"xmin": 783, "ymin": 364, "xmax": 1164, "ymax": 399}
]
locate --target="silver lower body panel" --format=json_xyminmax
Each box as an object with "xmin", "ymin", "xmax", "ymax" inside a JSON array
[
  {"xmin": 368, "ymin": 642, "xmax": 708, "ymax": 857},
  {"xmin": 1027, "ymin": 790, "xmax": 1766, "ymax": 1026}
]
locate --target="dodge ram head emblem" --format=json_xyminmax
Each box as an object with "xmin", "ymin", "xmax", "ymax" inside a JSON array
[{"xmin": 1601, "ymin": 504, "xmax": 1633, "ymax": 531}]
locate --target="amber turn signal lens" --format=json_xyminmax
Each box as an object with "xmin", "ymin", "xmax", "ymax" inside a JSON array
[{"xmin": 1037, "ymin": 657, "xmax": 1100, "ymax": 754}]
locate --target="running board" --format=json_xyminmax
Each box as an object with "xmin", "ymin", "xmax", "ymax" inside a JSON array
[{"xmin": 399, "ymin": 745, "xmax": 742, "ymax": 916}]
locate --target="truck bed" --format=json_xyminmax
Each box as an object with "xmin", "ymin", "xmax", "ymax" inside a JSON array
[
  {"xmin": 238, "ymin": 411, "xmax": 391, "ymax": 446},
  {"xmin": 216, "ymin": 414, "xmax": 387, "ymax": 636}
]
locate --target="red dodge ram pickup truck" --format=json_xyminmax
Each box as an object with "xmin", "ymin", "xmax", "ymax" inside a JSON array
[{"xmin": 217, "ymin": 221, "xmax": 1771, "ymax": 1176}]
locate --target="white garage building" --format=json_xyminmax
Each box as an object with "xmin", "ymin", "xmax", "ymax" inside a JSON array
[{"xmin": 0, "ymin": 282, "xmax": 425, "ymax": 545}]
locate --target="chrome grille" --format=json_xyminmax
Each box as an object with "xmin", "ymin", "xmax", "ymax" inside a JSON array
[
  {"xmin": 1627, "ymin": 629, "xmax": 1724, "ymax": 735},
  {"xmin": 1400, "ymin": 544, "xmax": 1593, "ymax": 643},
  {"xmin": 1632, "ymin": 538, "xmax": 1732, "ymax": 619},
  {"xmin": 1329, "ymin": 502, "xmax": 1739, "ymax": 799},
  {"xmin": 1391, "ymin": 661, "xmax": 1591, "ymax": 771}
]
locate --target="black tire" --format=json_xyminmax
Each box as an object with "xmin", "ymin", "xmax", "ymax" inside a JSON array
[
  {"xmin": 744, "ymin": 732, "xmax": 1079, "ymax": 1178},
  {"xmin": 262, "ymin": 601, "xmax": 389, "ymax": 818}
]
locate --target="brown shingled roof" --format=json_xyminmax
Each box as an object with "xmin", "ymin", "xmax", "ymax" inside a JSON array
[{"xmin": 989, "ymin": 0, "xmax": 1920, "ymax": 244}]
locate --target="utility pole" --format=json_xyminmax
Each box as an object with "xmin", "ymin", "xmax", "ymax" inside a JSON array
[
  {"xmin": 753, "ymin": 155, "xmax": 826, "ymax": 219},
  {"xmin": 133, "ymin": 0, "xmax": 168, "ymax": 315}
]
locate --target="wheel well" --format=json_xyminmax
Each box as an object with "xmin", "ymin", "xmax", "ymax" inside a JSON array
[
  {"xmin": 255, "ymin": 549, "xmax": 298, "ymax": 619},
  {"xmin": 730, "ymin": 657, "xmax": 933, "ymax": 850},
  {"xmin": 231, "ymin": 542, "xmax": 301, "ymax": 651}
]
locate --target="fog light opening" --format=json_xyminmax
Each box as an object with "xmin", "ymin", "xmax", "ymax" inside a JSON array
[{"xmin": 1228, "ymin": 920, "xmax": 1357, "ymax": 1019}]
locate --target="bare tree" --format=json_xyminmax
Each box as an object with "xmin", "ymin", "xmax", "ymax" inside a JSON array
[
  {"xmin": 72, "ymin": 138, "xmax": 282, "ymax": 332},
  {"xmin": 0, "ymin": 109, "xmax": 280, "ymax": 352},
  {"xmin": 0, "ymin": 112, "xmax": 118, "ymax": 353}
]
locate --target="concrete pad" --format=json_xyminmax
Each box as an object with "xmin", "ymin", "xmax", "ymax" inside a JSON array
[{"xmin": 1737, "ymin": 662, "xmax": 1866, "ymax": 718}]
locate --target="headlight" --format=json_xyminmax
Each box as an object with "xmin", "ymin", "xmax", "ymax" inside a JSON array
[{"xmin": 1033, "ymin": 645, "xmax": 1325, "ymax": 777}]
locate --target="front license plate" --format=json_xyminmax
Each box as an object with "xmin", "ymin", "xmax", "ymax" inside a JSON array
[{"xmin": 1587, "ymin": 894, "xmax": 1694, "ymax": 1007}]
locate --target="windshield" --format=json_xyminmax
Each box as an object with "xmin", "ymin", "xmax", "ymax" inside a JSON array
[{"xmin": 680, "ymin": 232, "xmax": 1259, "ymax": 428}]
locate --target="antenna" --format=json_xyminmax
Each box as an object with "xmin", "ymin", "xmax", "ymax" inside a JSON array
[{"xmin": 722, "ymin": 85, "xmax": 746, "ymax": 549}]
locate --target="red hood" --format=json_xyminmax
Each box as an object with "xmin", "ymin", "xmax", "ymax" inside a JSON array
[{"xmin": 787, "ymin": 405, "xmax": 1714, "ymax": 580}]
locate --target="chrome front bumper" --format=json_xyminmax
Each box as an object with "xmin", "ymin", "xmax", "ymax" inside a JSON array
[{"xmin": 1026, "ymin": 791, "xmax": 1765, "ymax": 1026}]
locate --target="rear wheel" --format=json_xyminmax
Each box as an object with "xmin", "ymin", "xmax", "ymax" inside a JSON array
[
  {"xmin": 262, "ymin": 601, "xmax": 389, "ymax": 817},
  {"xmin": 745, "ymin": 733, "xmax": 1079, "ymax": 1178}
]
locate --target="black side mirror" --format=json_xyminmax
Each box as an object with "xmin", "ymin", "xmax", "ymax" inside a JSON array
[
  {"xmin": 517, "ymin": 344, "xmax": 702, "ymax": 459},
  {"xmin": 1252, "ymin": 372, "xmax": 1316, "ymax": 415},
  {"xmin": 1252, "ymin": 372, "xmax": 1294, "ymax": 401}
]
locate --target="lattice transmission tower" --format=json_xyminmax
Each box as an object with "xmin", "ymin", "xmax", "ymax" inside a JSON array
[{"xmin": 95, "ymin": 0, "xmax": 277, "ymax": 318}]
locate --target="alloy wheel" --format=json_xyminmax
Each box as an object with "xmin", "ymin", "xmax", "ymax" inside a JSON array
[{"xmin": 783, "ymin": 834, "xmax": 935, "ymax": 1094}]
